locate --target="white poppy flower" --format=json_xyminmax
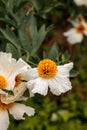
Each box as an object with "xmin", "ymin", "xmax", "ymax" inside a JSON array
[
  {"xmin": 0, "ymin": 102, "xmax": 35, "ymax": 130},
  {"xmin": 63, "ymin": 15, "xmax": 87, "ymax": 44},
  {"xmin": 74, "ymin": 0, "xmax": 87, "ymax": 6},
  {"xmin": 27, "ymin": 59, "xmax": 73, "ymax": 96},
  {"xmin": 0, "ymin": 82, "xmax": 35, "ymax": 130},
  {"xmin": 0, "ymin": 52, "xmax": 31, "ymax": 94}
]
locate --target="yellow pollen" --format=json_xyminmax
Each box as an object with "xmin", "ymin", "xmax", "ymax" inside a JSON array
[
  {"xmin": 15, "ymin": 74, "xmax": 22, "ymax": 87},
  {"xmin": 0, "ymin": 102, "xmax": 13, "ymax": 110},
  {"xmin": 76, "ymin": 24, "xmax": 86, "ymax": 34},
  {"xmin": 37, "ymin": 59, "xmax": 57, "ymax": 78},
  {"xmin": 0, "ymin": 75, "xmax": 7, "ymax": 89}
]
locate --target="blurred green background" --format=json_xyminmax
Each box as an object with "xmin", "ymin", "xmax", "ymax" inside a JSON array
[{"xmin": 0, "ymin": 0, "xmax": 87, "ymax": 130}]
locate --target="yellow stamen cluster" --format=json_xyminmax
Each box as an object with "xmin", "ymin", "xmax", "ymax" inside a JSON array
[
  {"xmin": 76, "ymin": 24, "xmax": 86, "ymax": 34},
  {"xmin": 37, "ymin": 59, "xmax": 57, "ymax": 78},
  {"xmin": 0, "ymin": 102, "xmax": 13, "ymax": 110},
  {"xmin": 15, "ymin": 74, "xmax": 22, "ymax": 87},
  {"xmin": 0, "ymin": 75, "xmax": 7, "ymax": 89}
]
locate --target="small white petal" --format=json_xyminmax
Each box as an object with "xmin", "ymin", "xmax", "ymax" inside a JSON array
[
  {"xmin": 63, "ymin": 28, "xmax": 83, "ymax": 44},
  {"xmin": 20, "ymin": 66, "xmax": 31, "ymax": 81},
  {"xmin": 48, "ymin": 76, "xmax": 72, "ymax": 96},
  {"xmin": 63, "ymin": 28, "xmax": 76, "ymax": 36},
  {"xmin": 26, "ymin": 68, "xmax": 38, "ymax": 80},
  {"xmin": 27, "ymin": 80, "xmax": 36, "ymax": 97},
  {"xmin": 32, "ymin": 78, "xmax": 48, "ymax": 96},
  {"xmin": 0, "ymin": 110, "xmax": 9, "ymax": 130},
  {"xmin": 58, "ymin": 62, "xmax": 73, "ymax": 77},
  {"xmin": 67, "ymin": 33, "xmax": 83, "ymax": 44},
  {"xmin": 9, "ymin": 103, "xmax": 35, "ymax": 120},
  {"xmin": 48, "ymin": 78, "xmax": 63, "ymax": 95},
  {"xmin": 48, "ymin": 63, "xmax": 73, "ymax": 96},
  {"xmin": 16, "ymin": 58, "xmax": 29, "ymax": 70}
]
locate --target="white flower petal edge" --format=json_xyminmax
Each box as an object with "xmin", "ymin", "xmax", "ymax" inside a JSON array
[
  {"xmin": 27, "ymin": 79, "xmax": 36, "ymax": 97},
  {"xmin": 48, "ymin": 62, "xmax": 73, "ymax": 95},
  {"xmin": 48, "ymin": 77, "xmax": 72, "ymax": 96},
  {"xmin": 0, "ymin": 110, "xmax": 9, "ymax": 130},
  {"xmin": 63, "ymin": 28, "xmax": 76, "ymax": 36},
  {"xmin": 57, "ymin": 62, "xmax": 73, "ymax": 77},
  {"xmin": 9, "ymin": 103, "xmax": 35, "ymax": 120},
  {"xmin": 63, "ymin": 28, "xmax": 83, "ymax": 44},
  {"xmin": 25, "ymin": 68, "xmax": 38, "ymax": 80},
  {"xmin": 74, "ymin": 0, "xmax": 87, "ymax": 6},
  {"xmin": 67, "ymin": 33, "xmax": 83, "ymax": 44},
  {"xmin": 32, "ymin": 78, "xmax": 48, "ymax": 96}
]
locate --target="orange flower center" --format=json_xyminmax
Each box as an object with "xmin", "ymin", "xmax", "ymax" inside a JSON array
[
  {"xmin": 15, "ymin": 74, "xmax": 22, "ymax": 87},
  {"xmin": 0, "ymin": 102, "xmax": 13, "ymax": 110},
  {"xmin": 76, "ymin": 24, "xmax": 86, "ymax": 34},
  {"xmin": 37, "ymin": 59, "xmax": 57, "ymax": 78},
  {"xmin": 0, "ymin": 75, "xmax": 7, "ymax": 89}
]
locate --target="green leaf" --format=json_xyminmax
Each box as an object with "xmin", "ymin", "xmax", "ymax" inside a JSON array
[
  {"xmin": 30, "ymin": 24, "xmax": 47, "ymax": 54},
  {"xmin": 61, "ymin": 51, "xmax": 70, "ymax": 64},
  {"xmin": 48, "ymin": 43, "xmax": 59, "ymax": 61},
  {"xmin": 0, "ymin": 18, "xmax": 17, "ymax": 28},
  {"xmin": 18, "ymin": 29, "xmax": 32, "ymax": 52},
  {"xmin": 32, "ymin": 0, "xmax": 42, "ymax": 11},
  {"xmin": 70, "ymin": 69, "xmax": 78, "ymax": 78},
  {"xmin": 6, "ymin": 43, "xmax": 21, "ymax": 59},
  {"xmin": 0, "ymin": 29, "xmax": 20, "ymax": 49}
]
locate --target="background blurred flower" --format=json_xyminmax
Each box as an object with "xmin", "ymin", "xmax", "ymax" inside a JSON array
[
  {"xmin": 63, "ymin": 15, "xmax": 87, "ymax": 44},
  {"xmin": 74, "ymin": 0, "xmax": 87, "ymax": 6}
]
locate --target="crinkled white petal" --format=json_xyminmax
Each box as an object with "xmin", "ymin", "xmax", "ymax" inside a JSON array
[
  {"xmin": 26, "ymin": 68, "xmax": 38, "ymax": 80},
  {"xmin": 0, "ymin": 52, "xmax": 16, "ymax": 77},
  {"xmin": 58, "ymin": 62, "xmax": 73, "ymax": 77},
  {"xmin": 9, "ymin": 103, "xmax": 35, "ymax": 120},
  {"xmin": 15, "ymin": 58, "xmax": 30, "ymax": 71},
  {"xmin": 0, "ymin": 52, "xmax": 30, "ymax": 92},
  {"xmin": 5, "ymin": 58, "xmax": 29, "ymax": 90},
  {"xmin": 48, "ymin": 76, "xmax": 72, "ymax": 96},
  {"xmin": 20, "ymin": 66, "xmax": 31, "ymax": 81},
  {"xmin": 27, "ymin": 79, "xmax": 36, "ymax": 97},
  {"xmin": 48, "ymin": 63, "xmax": 73, "ymax": 95},
  {"xmin": 32, "ymin": 78, "xmax": 48, "ymax": 96},
  {"xmin": 0, "ymin": 110, "xmax": 9, "ymax": 130}
]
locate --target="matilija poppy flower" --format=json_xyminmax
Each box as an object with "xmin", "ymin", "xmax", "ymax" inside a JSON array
[
  {"xmin": 74, "ymin": 0, "xmax": 87, "ymax": 6},
  {"xmin": 63, "ymin": 15, "xmax": 87, "ymax": 44},
  {"xmin": 0, "ymin": 82, "xmax": 35, "ymax": 130},
  {"xmin": 0, "ymin": 102, "xmax": 35, "ymax": 130},
  {"xmin": 26, "ymin": 59, "xmax": 73, "ymax": 96},
  {"xmin": 0, "ymin": 52, "xmax": 31, "ymax": 94}
]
